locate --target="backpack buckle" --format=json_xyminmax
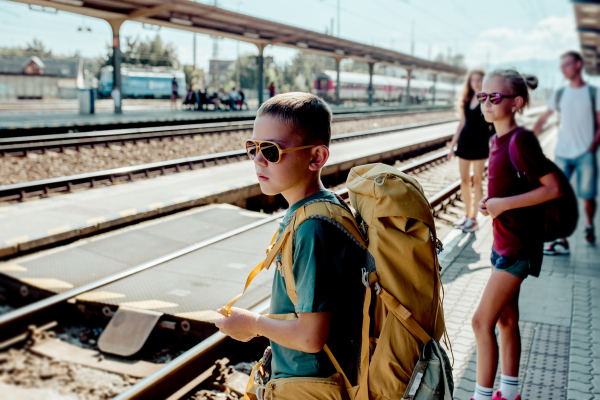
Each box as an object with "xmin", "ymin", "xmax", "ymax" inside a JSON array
[
  {"xmin": 361, "ymin": 268, "xmax": 369, "ymax": 288},
  {"xmin": 374, "ymin": 282, "xmax": 382, "ymax": 295},
  {"xmin": 374, "ymin": 174, "xmax": 386, "ymax": 186}
]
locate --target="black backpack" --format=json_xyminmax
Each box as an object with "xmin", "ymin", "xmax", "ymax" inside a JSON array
[{"xmin": 508, "ymin": 128, "xmax": 578, "ymax": 242}]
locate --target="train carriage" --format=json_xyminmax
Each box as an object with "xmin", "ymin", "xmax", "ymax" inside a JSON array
[
  {"xmin": 314, "ymin": 70, "xmax": 458, "ymax": 104},
  {"xmin": 98, "ymin": 66, "xmax": 186, "ymax": 99}
]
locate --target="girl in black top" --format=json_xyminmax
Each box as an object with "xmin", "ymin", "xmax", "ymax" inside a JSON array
[{"xmin": 449, "ymin": 68, "xmax": 495, "ymax": 232}]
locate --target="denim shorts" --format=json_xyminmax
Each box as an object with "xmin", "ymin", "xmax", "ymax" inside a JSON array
[
  {"xmin": 491, "ymin": 247, "xmax": 530, "ymax": 280},
  {"xmin": 555, "ymin": 151, "xmax": 598, "ymax": 199}
]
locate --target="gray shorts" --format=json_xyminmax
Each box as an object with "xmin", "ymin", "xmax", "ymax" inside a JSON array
[
  {"xmin": 491, "ymin": 247, "xmax": 530, "ymax": 280},
  {"xmin": 555, "ymin": 151, "xmax": 598, "ymax": 199}
]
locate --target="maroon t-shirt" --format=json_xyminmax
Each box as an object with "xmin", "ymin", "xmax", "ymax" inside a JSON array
[{"xmin": 488, "ymin": 128, "xmax": 553, "ymax": 259}]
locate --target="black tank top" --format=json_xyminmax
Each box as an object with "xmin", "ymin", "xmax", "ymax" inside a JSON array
[{"xmin": 455, "ymin": 102, "xmax": 495, "ymax": 160}]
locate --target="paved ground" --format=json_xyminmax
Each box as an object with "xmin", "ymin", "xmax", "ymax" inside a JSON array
[{"xmin": 438, "ymin": 206, "xmax": 600, "ymax": 399}]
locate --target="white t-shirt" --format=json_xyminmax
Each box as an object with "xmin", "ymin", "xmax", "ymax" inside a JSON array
[{"xmin": 548, "ymin": 85, "xmax": 600, "ymax": 159}]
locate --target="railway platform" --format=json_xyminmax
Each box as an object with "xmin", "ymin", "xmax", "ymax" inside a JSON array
[
  {"xmin": 0, "ymin": 104, "xmax": 450, "ymax": 136},
  {"xmin": 0, "ymin": 121, "xmax": 457, "ymax": 257}
]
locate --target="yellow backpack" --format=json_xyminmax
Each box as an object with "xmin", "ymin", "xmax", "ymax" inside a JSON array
[{"xmin": 222, "ymin": 163, "xmax": 450, "ymax": 400}]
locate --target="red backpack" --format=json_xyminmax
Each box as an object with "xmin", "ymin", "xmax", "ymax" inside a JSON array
[{"xmin": 508, "ymin": 128, "xmax": 578, "ymax": 242}]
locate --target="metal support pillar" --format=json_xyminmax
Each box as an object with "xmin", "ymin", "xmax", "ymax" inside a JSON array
[
  {"xmin": 451, "ymin": 76, "xmax": 457, "ymax": 101},
  {"xmin": 431, "ymin": 74, "xmax": 437, "ymax": 105},
  {"xmin": 368, "ymin": 62, "xmax": 374, "ymax": 106},
  {"xmin": 257, "ymin": 44, "xmax": 265, "ymax": 106},
  {"xmin": 335, "ymin": 57, "xmax": 341, "ymax": 105},
  {"xmin": 108, "ymin": 19, "xmax": 124, "ymax": 114},
  {"xmin": 404, "ymin": 69, "xmax": 412, "ymax": 106}
]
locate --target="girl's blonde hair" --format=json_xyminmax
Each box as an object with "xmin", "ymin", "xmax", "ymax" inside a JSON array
[
  {"xmin": 487, "ymin": 69, "xmax": 538, "ymax": 113},
  {"xmin": 456, "ymin": 68, "xmax": 485, "ymax": 112}
]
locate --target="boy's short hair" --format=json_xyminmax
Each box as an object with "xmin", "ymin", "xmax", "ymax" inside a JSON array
[
  {"xmin": 257, "ymin": 92, "xmax": 332, "ymax": 146},
  {"xmin": 561, "ymin": 50, "xmax": 583, "ymax": 63}
]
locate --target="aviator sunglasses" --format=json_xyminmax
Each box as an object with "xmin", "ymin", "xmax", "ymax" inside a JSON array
[
  {"xmin": 476, "ymin": 92, "xmax": 519, "ymax": 105},
  {"xmin": 245, "ymin": 140, "xmax": 317, "ymax": 163}
]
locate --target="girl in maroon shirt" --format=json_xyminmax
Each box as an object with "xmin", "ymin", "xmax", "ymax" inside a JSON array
[{"xmin": 470, "ymin": 70, "xmax": 562, "ymax": 400}]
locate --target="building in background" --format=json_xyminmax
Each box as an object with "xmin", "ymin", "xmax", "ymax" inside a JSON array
[{"xmin": 0, "ymin": 56, "xmax": 88, "ymax": 100}]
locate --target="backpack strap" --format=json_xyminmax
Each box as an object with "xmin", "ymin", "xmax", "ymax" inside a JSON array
[
  {"xmin": 220, "ymin": 229, "xmax": 284, "ymax": 316},
  {"xmin": 555, "ymin": 87, "xmax": 565, "ymax": 113},
  {"xmin": 378, "ymin": 287, "xmax": 431, "ymax": 345},
  {"xmin": 508, "ymin": 128, "xmax": 528, "ymax": 179}
]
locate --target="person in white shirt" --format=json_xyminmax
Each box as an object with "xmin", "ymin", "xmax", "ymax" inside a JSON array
[
  {"xmin": 534, "ymin": 51, "xmax": 600, "ymax": 254},
  {"xmin": 229, "ymin": 88, "xmax": 240, "ymax": 110}
]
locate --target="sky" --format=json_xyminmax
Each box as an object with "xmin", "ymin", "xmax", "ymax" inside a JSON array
[{"xmin": 0, "ymin": 0, "xmax": 583, "ymax": 88}]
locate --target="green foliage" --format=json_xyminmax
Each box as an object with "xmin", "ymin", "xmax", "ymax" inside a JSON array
[
  {"xmin": 103, "ymin": 34, "xmax": 179, "ymax": 68},
  {"xmin": 0, "ymin": 38, "xmax": 53, "ymax": 57},
  {"xmin": 226, "ymin": 51, "xmax": 337, "ymax": 93},
  {"xmin": 183, "ymin": 65, "xmax": 204, "ymax": 89}
]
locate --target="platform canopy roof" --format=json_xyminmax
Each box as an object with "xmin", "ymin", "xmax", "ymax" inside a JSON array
[
  {"xmin": 11, "ymin": 0, "xmax": 466, "ymax": 76},
  {"xmin": 574, "ymin": 0, "xmax": 600, "ymax": 75}
]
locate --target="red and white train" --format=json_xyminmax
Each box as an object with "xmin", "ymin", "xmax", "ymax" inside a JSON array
[{"xmin": 313, "ymin": 70, "xmax": 459, "ymax": 104}]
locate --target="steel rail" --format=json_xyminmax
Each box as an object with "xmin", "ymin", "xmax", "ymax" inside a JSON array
[
  {"xmin": 0, "ymin": 114, "xmax": 457, "ymax": 156},
  {"xmin": 0, "ymin": 119, "xmax": 458, "ymax": 202},
  {"xmin": 0, "ymin": 211, "xmax": 285, "ymax": 343},
  {"xmin": 0, "ymin": 146, "xmax": 455, "ymax": 343},
  {"xmin": 0, "ymin": 105, "xmax": 454, "ymax": 150}
]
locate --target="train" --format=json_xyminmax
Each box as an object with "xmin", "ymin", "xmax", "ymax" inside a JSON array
[
  {"xmin": 313, "ymin": 70, "xmax": 459, "ymax": 104},
  {"xmin": 98, "ymin": 66, "xmax": 186, "ymax": 99}
]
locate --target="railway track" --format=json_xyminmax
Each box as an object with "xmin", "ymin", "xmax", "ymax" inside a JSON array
[
  {"xmin": 0, "ymin": 118, "xmax": 458, "ymax": 203},
  {"xmin": 0, "ymin": 118, "xmax": 554, "ymax": 400},
  {"xmin": 0, "ymin": 147, "xmax": 462, "ymax": 342},
  {"xmin": 0, "ymin": 105, "xmax": 454, "ymax": 141}
]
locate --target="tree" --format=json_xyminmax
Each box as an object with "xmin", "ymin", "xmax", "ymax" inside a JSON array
[
  {"xmin": 25, "ymin": 39, "xmax": 53, "ymax": 57},
  {"xmin": 0, "ymin": 39, "xmax": 53, "ymax": 57},
  {"xmin": 103, "ymin": 34, "xmax": 179, "ymax": 69}
]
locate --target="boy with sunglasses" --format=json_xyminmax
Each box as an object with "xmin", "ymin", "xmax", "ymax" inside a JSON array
[{"xmin": 215, "ymin": 93, "xmax": 364, "ymax": 390}]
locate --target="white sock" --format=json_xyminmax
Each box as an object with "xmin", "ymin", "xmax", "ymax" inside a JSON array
[
  {"xmin": 473, "ymin": 383, "xmax": 493, "ymax": 400},
  {"xmin": 499, "ymin": 375, "xmax": 519, "ymax": 400}
]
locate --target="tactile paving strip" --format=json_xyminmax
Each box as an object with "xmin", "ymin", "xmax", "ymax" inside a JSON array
[
  {"xmin": 529, "ymin": 338, "xmax": 570, "ymax": 358},
  {"xmin": 527, "ymin": 352, "xmax": 569, "ymax": 373},
  {"xmin": 520, "ymin": 323, "xmax": 571, "ymax": 399},
  {"xmin": 521, "ymin": 384, "xmax": 566, "ymax": 400},
  {"xmin": 523, "ymin": 368, "xmax": 567, "ymax": 388}
]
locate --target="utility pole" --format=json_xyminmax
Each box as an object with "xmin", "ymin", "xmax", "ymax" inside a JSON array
[
  {"xmin": 330, "ymin": 18, "xmax": 334, "ymax": 36},
  {"xmin": 236, "ymin": 2, "xmax": 241, "ymax": 85},
  {"xmin": 410, "ymin": 20, "xmax": 415, "ymax": 56},
  {"xmin": 193, "ymin": 33, "xmax": 197, "ymax": 70},
  {"xmin": 337, "ymin": 0, "xmax": 340, "ymax": 37}
]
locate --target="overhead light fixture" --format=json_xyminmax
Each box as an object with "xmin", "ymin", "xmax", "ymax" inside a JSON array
[
  {"xmin": 334, "ymin": 49, "xmax": 345, "ymax": 55},
  {"xmin": 582, "ymin": 18, "xmax": 598, "ymax": 25},
  {"xmin": 51, "ymin": 0, "xmax": 83, "ymax": 6},
  {"xmin": 170, "ymin": 17, "xmax": 192, "ymax": 26},
  {"xmin": 296, "ymin": 42, "xmax": 309, "ymax": 48},
  {"xmin": 581, "ymin": 5, "xmax": 600, "ymax": 13},
  {"xmin": 582, "ymin": 32, "xmax": 597, "ymax": 38},
  {"xmin": 243, "ymin": 32, "xmax": 260, "ymax": 39},
  {"xmin": 363, "ymin": 54, "xmax": 372, "ymax": 59}
]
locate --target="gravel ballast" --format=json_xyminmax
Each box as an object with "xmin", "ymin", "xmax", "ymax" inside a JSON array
[{"xmin": 1, "ymin": 111, "xmax": 455, "ymax": 185}]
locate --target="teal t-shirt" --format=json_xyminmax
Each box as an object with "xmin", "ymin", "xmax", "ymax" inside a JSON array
[{"xmin": 270, "ymin": 190, "xmax": 366, "ymax": 382}]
